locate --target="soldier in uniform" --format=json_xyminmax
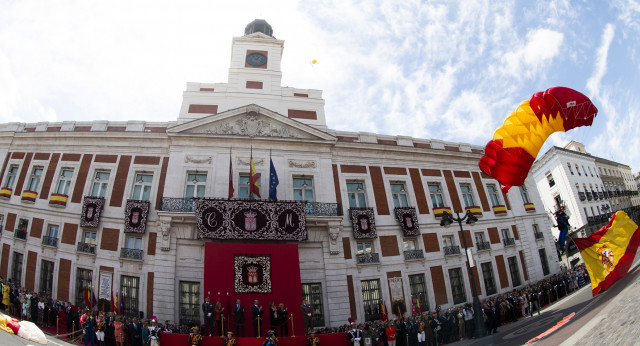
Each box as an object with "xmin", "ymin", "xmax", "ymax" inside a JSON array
[
  {"xmin": 188, "ymin": 326, "xmax": 202, "ymax": 346},
  {"xmin": 224, "ymin": 331, "xmax": 236, "ymax": 346},
  {"xmin": 202, "ymin": 296, "xmax": 214, "ymax": 336},
  {"xmin": 348, "ymin": 323, "xmax": 364, "ymax": 346},
  {"xmin": 307, "ymin": 329, "xmax": 320, "ymax": 345},
  {"xmin": 262, "ymin": 329, "xmax": 279, "ymax": 346},
  {"xmin": 300, "ymin": 299, "xmax": 313, "ymax": 334},
  {"xmin": 148, "ymin": 317, "xmax": 161, "ymax": 346}
]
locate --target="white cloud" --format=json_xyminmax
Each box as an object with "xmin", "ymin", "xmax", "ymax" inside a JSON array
[{"xmin": 586, "ymin": 23, "xmax": 615, "ymax": 97}]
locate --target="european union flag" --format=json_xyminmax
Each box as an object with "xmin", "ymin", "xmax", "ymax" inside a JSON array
[{"xmin": 269, "ymin": 158, "xmax": 279, "ymax": 201}]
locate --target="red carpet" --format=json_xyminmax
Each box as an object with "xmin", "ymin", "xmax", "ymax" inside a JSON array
[{"xmin": 161, "ymin": 332, "xmax": 350, "ymax": 346}]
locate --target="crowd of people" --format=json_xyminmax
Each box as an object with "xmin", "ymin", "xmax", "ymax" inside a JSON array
[
  {"xmin": 0, "ymin": 265, "xmax": 589, "ymax": 346},
  {"xmin": 317, "ymin": 265, "xmax": 590, "ymax": 345}
]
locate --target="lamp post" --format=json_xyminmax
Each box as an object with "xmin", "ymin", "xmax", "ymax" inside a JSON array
[{"xmin": 440, "ymin": 210, "xmax": 485, "ymax": 338}]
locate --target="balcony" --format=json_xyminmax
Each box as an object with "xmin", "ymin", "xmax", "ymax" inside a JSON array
[
  {"xmin": 120, "ymin": 248, "xmax": 143, "ymax": 260},
  {"xmin": 14, "ymin": 229, "xmax": 27, "ymax": 240},
  {"xmin": 356, "ymin": 252, "xmax": 380, "ymax": 264},
  {"xmin": 578, "ymin": 192, "xmax": 586, "ymax": 201},
  {"xmin": 587, "ymin": 216, "xmax": 596, "ymax": 225},
  {"xmin": 586, "ymin": 192, "xmax": 593, "ymax": 201},
  {"xmin": 0, "ymin": 187, "xmax": 12, "ymax": 198},
  {"xmin": 503, "ymin": 238, "xmax": 516, "ymax": 246},
  {"xmin": 77, "ymin": 242, "xmax": 96, "ymax": 254},
  {"xmin": 476, "ymin": 241, "xmax": 491, "ymax": 251},
  {"xmin": 305, "ymin": 202, "xmax": 343, "ymax": 216},
  {"xmin": 403, "ymin": 249, "xmax": 424, "ymax": 261},
  {"xmin": 534, "ymin": 231, "xmax": 544, "ymax": 240},
  {"xmin": 42, "ymin": 236, "xmax": 58, "ymax": 247},
  {"xmin": 492, "ymin": 205, "xmax": 507, "ymax": 216},
  {"xmin": 432, "ymin": 206, "xmax": 452, "ymax": 218},
  {"xmin": 524, "ymin": 203, "xmax": 536, "ymax": 212},
  {"xmin": 49, "ymin": 193, "xmax": 69, "ymax": 207},
  {"xmin": 444, "ymin": 245, "xmax": 461, "ymax": 255},
  {"xmin": 21, "ymin": 190, "xmax": 37, "ymax": 203},
  {"xmin": 592, "ymin": 191, "xmax": 598, "ymax": 200},
  {"xmin": 599, "ymin": 192, "xmax": 605, "ymax": 199},
  {"xmin": 160, "ymin": 197, "xmax": 194, "ymax": 212}
]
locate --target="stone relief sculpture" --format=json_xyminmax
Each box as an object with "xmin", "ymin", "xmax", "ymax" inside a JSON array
[
  {"xmin": 160, "ymin": 222, "xmax": 171, "ymax": 251},
  {"xmin": 190, "ymin": 113, "xmax": 311, "ymax": 139},
  {"xmin": 329, "ymin": 227, "xmax": 341, "ymax": 254}
]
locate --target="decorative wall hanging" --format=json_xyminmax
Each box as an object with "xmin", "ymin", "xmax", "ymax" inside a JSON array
[
  {"xmin": 80, "ymin": 196, "xmax": 105, "ymax": 228},
  {"xmin": 234, "ymin": 255, "xmax": 272, "ymax": 294},
  {"xmin": 394, "ymin": 207, "xmax": 420, "ymax": 237},
  {"xmin": 124, "ymin": 200, "xmax": 150, "ymax": 233},
  {"xmin": 350, "ymin": 208, "xmax": 377, "ymax": 239},
  {"xmin": 194, "ymin": 199, "xmax": 307, "ymax": 241}
]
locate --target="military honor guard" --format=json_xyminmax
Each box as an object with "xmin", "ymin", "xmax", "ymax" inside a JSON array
[
  {"xmin": 202, "ymin": 296, "xmax": 214, "ymax": 336},
  {"xmin": 306, "ymin": 329, "xmax": 320, "ymax": 346},
  {"xmin": 348, "ymin": 322, "xmax": 363, "ymax": 346},
  {"xmin": 300, "ymin": 299, "xmax": 313, "ymax": 334},
  {"xmin": 148, "ymin": 317, "xmax": 161, "ymax": 346},
  {"xmin": 189, "ymin": 326, "xmax": 202, "ymax": 346},
  {"xmin": 224, "ymin": 331, "xmax": 236, "ymax": 346},
  {"xmin": 262, "ymin": 330, "xmax": 279, "ymax": 346}
]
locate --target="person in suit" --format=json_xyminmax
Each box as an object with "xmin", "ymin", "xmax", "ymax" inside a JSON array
[
  {"xmin": 251, "ymin": 300, "xmax": 264, "ymax": 337},
  {"xmin": 202, "ymin": 296, "xmax": 214, "ymax": 336},
  {"xmin": 232, "ymin": 299, "xmax": 245, "ymax": 337},
  {"xmin": 277, "ymin": 303, "xmax": 288, "ymax": 337},
  {"xmin": 129, "ymin": 317, "xmax": 142, "ymax": 346}
]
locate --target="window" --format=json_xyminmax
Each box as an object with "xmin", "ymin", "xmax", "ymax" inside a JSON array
[
  {"xmin": 567, "ymin": 163, "xmax": 573, "ymax": 175},
  {"xmin": 17, "ymin": 218, "xmax": 28, "ymax": 232},
  {"xmin": 43, "ymin": 224, "xmax": 59, "ymax": 247},
  {"xmin": 39, "ymin": 260, "xmax": 54, "ymax": 298},
  {"xmin": 475, "ymin": 232, "xmax": 486, "ymax": 244},
  {"xmin": 91, "ymin": 171, "xmax": 111, "ymax": 197},
  {"xmin": 391, "ymin": 182, "xmax": 409, "ymax": 208},
  {"xmin": 185, "ymin": 172, "xmax": 207, "ymax": 198},
  {"xmin": 360, "ymin": 279, "xmax": 381, "ymax": 322},
  {"xmin": 443, "ymin": 235, "xmax": 455, "ymax": 247},
  {"xmin": 539, "ymin": 249, "xmax": 550, "ymax": 276},
  {"xmin": 301, "ymin": 283, "xmax": 325, "ymax": 327},
  {"xmin": 588, "ymin": 167, "xmax": 593, "ymax": 177},
  {"xmin": 10, "ymin": 252, "xmax": 23, "ymax": 287},
  {"xmin": 121, "ymin": 275, "xmax": 140, "ymax": 317},
  {"xmin": 486, "ymin": 184, "xmax": 500, "ymax": 206},
  {"xmin": 293, "ymin": 177, "xmax": 314, "ymax": 202},
  {"xmin": 55, "ymin": 169, "xmax": 74, "ymax": 195},
  {"xmin": 546, "ymin": 173, "xmax": 555, "ymax": 187},
  {"xmin": 448, "ymin": 268, "xmax": 467, "ymax": 304},
  {"xmin": 131, "ymin": 173, "xmax": 153, "ymax": 201},
  {"xmin": 179, "ymin": 281, "xmax": 200, "ymax": 325},
  {"xmin": 26, "ymin": 167, "xmax": 43, "ymax": 192},
  {"xmin": 501, "ymin": 228, "xmax": 511, "ymax": 240},
  {"xmin": 403, "ymin": 238, "xmax": 418, "ymax": 251},
  {"xmin": 356, "ymin": 241, "xmax": 373, "ymax": 255},
  {"xmin": 460, "ymin": 184, "xmax": 475, "ymax": 207},
  {"xmin": 507, "ymin": 256, "xmax": 522, "ymax": 287},
  {"xmin": 347, "ymin": 181, "xmax": 367, "ymax": 208},
  {"xmin": 83, "ymin": 231, "xmax": 97, "ymax": 246},
  {"xmin": 576, "ymin": 164, "xmax": 581, "ymax": 176},
  {"xmin": 582, "ymin": 166, "xmax": 587, "ymax": 176},
  {"xmin": 409, "ymin": 274, "xmax": 429, "ymax": 313},
  {"xmin": 553, "ymin": 195, "xmax": 563, "ymax": 210},
  {"xmin": 3, "ymin": 165, "xmax": 19, "ymax": 189},
  {"xmin": 75, "ymin": 268, "xmax": 93, "ymax": 308},
  {"xmin": 481, "ymin": 262, "xmax": 497, "ymax": 296},
  {"xmin": 125, "ymin": 236, "xmax": 142, "ymax": 250},
  {"xmin": 239, "ymin": 173, "xmax": 260, "ymax": 200},
  {"xmin": 519, "ymin": 186, "xmax": 530, "ymax": 204},
  {"xmin": 428, "ymin": 183, "xmax": 445, "ymax": 207}
]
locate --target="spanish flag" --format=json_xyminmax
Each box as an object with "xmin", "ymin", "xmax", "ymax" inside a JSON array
[
  {"xmin": 573, "ymin": 211, "xmax": 640, "ymax": 296},
  {"xmin": 249, "ymin": 151, "xmax": 260, "ymax": 199}
]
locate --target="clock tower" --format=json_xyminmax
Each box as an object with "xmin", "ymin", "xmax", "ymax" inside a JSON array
[{"xmin": 227, "ymin": 19, "xmax": 284, "ymax": 94}]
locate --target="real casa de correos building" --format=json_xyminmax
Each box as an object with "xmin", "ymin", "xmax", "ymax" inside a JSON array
[{"xmin": 0, "ymin": 20, "xmax": 561, "ymax": 328}]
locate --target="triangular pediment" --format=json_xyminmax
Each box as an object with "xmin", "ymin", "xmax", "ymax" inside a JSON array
[{"xmin": 167, "ymin": 105, "xmax": 336, "ymax": 142}]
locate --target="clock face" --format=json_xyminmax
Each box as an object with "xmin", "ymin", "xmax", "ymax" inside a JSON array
[{"xmin": 246, "ymin": 52, "xmax": 268, "ymax": 66}]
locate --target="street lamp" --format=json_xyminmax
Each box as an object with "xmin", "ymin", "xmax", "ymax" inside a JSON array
[{"xmin": 440, "ymin": 210, "xmax": 486, "ymax": 338}]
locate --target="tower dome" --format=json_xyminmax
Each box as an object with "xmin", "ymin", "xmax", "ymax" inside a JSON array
[{"xmin": 244, "ymin": 19, "xmax": 274, "ymax": 37}]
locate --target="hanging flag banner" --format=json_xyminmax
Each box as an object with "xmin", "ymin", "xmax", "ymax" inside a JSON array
[
  {"xmin": 394, "ymin": 207, "xmax": 420, "ymax": 237},
  {"xmin": 194, "ymin": 199, "xmax": 307, "ymax": 241},
  {"xmin": 80, "ymin": 196, "xmax": 105, "ymax": 228},
  {"xmin": 574, "ymin": 211, "xmax": 640, "ymax": 295},
  {"xmin": 350, "ymin": 208, "xmax": 377, "ymax": 239},
  {"xmin": 234, "ymin": 255, "xmax": 272, "ymax": 294},
  {"xmin": 99, "ymin": 271, "xmax": 112, "ymax": 301},
  {"xmin": 124, "ymin": 200, "xmax": 150, "ymax": 233}
]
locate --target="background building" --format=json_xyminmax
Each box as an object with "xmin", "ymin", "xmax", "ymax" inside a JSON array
[
  {"xmin": 0, "ymin": 20, "xmax": 560, "ymax": 328},
  {"xmin": 531, "ymin": 141, "xmax": 640, "ymax": 267}
]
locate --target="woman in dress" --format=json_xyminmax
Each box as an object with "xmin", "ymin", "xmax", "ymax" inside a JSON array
[{"xmin": 114, "ymin": 315, "xmax": 125, "ymax": 346}]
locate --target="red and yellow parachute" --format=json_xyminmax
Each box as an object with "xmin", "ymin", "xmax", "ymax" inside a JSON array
[{"xmin": 479, "ymin": 87, "xmax": 598, "ymax": 193}]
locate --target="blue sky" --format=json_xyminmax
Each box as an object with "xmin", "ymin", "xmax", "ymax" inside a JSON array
[{"xmin": 1, "ymin": 0, "xmax": 639, "ymax": 173}]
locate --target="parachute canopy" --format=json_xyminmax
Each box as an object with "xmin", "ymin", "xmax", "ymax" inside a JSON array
[{"xmin": 479, "ymin": 87, "xmax": 598, "ymax": 193}]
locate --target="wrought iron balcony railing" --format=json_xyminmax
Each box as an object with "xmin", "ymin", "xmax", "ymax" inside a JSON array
[
  {"xmin": 444, "ymin": 245, "xmax": 461, "ymax": 255},
  {"xmin": 578, "ymin": 192, "xmax": 586, "ymax": 201},
  {"xmin": 476, "ymin": 241, "xmax": 491, "ymax": 251},
  {"xmin": 305, "ymin": 202, "xmax": 343, "ymax": 216},
  {"xmin": 120, "ymin": 248, "xmax": 143, "ymax": 260},
  {"xmin": 592, "ymin": 191, "xmax": 599, "ymax": 200},
  {"xmin": 356, "ymin": 252, "xmax": 380, "ymax": 264},
  {"xmin": 587, "ymin": 216, "xmax": 596, "ymax": 225},
  {"xmin": 42, "ymin": 236, "xmax": 58, "ymax": 247},
  {"xmin": 503, "ymin": 238, "xmax": 516, "ymax": 246},
  {"xmin": 403, "ymin": 249, "xmax": 424, "ymax": 260},
  {"xmin": 599, "ymin": 192, "xmax": 605, "ymax": 199},
  {"xmin": 586, "ymin": 192, "xmax": 593, "ymax": 201},
  {"xmin": 14, "ymin": 229, "xmax": 27, "ymax": 240},
  {"xmin": 161, "ymin": 197, "xmax": 343, "ymax": 217},
  {"xmin": 77, "ymin": 242, "xmax": 96, "ymax": 254},
  {"xmin": 534, "ymin": 231, "xmax": 544, "ymax": 240}
]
